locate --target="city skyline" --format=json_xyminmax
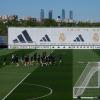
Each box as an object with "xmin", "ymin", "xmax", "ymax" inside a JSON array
[
  {"xmin": 0, "ymin": 9, "xmax": 75, "ymax": 21},
  {"xmin": 0, "ymin": 0, "xmax": 100, "ymax": 21}
]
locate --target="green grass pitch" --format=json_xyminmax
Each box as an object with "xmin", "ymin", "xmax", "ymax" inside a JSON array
[{"xmin": 0, "ymin": 49, "xmax": 72, "ymax": 100}]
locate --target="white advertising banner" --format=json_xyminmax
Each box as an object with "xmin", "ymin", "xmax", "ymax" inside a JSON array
[{"xmin": 8, "ymin": 27, "xmax": 100, "ymax": 49}]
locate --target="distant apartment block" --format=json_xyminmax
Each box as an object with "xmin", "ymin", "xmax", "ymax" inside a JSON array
[{"xmin": 0, "ymin": 15, "xmax": 18, "ymax": 21}]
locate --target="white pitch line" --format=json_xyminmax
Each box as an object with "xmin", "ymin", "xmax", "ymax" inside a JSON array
[
  {"xmin": 78, "ymin": 61, "xmax": 87, "ymax": 64},
  {"xmin": 49, "ymin": 50, "xmax": 55, "ymax": 56},
  {"xmin": 23, "ymin": 83, "xmax": 53, "ymax": 100},
  {"xmin": 2, "ymin": 73, "xmax": 31, "ymax": 100}
]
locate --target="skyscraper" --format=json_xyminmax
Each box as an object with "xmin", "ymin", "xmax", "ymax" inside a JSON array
[
  {"xmin": 69, "ymin": 10, "xmax": 73, "ymax": 20},
  {"xmin": 48, "ymin": 10, "xmax": 53, "ymax": 20},
  {"xmin": 62, "ymin": 9, "xmax": 65, "ymax": 20},
  {"xmin": 40, "ymin": 9, "xmax": 44, "ymax": 21}
]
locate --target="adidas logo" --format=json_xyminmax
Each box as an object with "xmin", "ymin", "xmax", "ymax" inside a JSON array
[
  {"xmin": 13, "ymin": 30, "xmax": 33, "ymax": 43},
  {"xmin": 40, "ymin": 34, "xmax": 51, "ymax": 42},
  {"xmin": 73, "ymin": 34, "xmax": 84, "ymax": 42}
]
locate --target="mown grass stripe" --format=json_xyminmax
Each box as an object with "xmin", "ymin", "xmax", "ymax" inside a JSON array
[{"xmin": 2, "ymin": 73, "xmax": 31, "ymax": 100}]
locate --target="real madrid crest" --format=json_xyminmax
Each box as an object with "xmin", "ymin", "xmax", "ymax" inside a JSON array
[
  {"xmin": 59, "ymin": 33, "xmax": 66, "ymax": 42},
  {"xmin": 92, "ymin": 33, "xmax": 99, "ymax": 42}
]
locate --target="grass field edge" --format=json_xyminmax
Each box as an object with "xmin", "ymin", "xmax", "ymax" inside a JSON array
[{"xmin": 2, "ymin": 73, "xmax": 31, "ymax": 100}]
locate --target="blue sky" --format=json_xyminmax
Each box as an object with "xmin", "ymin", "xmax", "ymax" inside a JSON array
[{"xmin": 0, "ymin": 0, "xmax": 100, "ymax": 21}]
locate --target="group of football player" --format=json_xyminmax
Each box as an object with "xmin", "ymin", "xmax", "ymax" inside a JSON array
[{"xmin": 11, "ymin": 51, "xmax": 62, "ymax": 67}]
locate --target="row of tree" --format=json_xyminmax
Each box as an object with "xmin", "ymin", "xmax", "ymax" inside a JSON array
[{"xmin": 1, "ymin": 19, "xmax": 100, "ymax": 35}]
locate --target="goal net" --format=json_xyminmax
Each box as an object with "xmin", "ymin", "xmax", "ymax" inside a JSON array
[{"xmin": 73, "ymin": 62, "xmax": 100, "ymax": 98}]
